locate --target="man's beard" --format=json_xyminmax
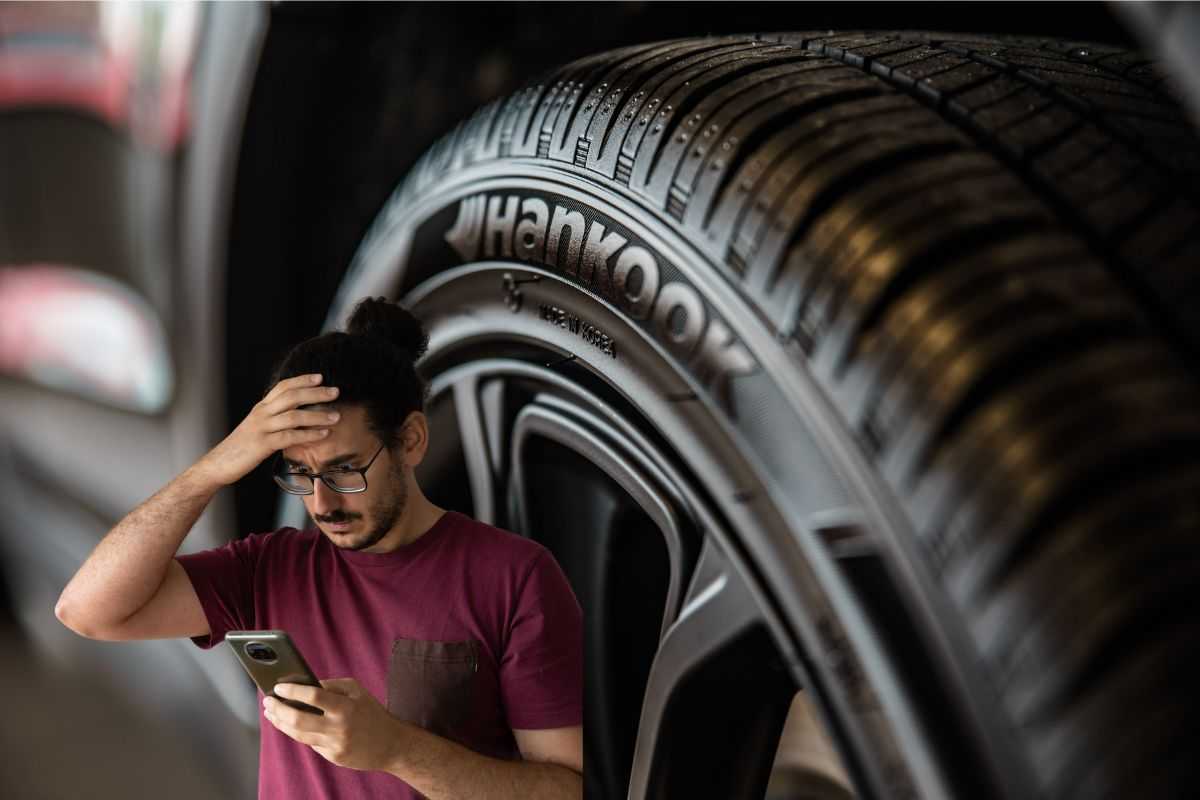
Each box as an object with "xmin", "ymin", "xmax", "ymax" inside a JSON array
[{"xmin": 313, "ymin": 464, "xmax": 408, "ymax": 551}]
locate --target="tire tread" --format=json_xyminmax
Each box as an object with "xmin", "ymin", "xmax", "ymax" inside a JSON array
[{"xmin": 387, "ymin": 31, "xmax": 1200, "ymax": 798}]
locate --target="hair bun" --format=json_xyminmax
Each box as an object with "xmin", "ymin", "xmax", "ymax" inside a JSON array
[{"xmin": 346, "ymin": 296, "xmax": 429, "ymax": 361}]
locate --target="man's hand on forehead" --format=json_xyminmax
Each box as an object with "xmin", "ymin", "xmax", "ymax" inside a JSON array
[{"xmin": 194, "ymin": 373, "xmax": 342, "ymax": 487}]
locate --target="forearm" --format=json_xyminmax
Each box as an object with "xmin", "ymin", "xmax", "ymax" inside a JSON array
[
  {"xmin": 385, "ymin": 721, "xmax": 582, "ymax": 800},
  {"xmin": 56, "ymin": 373, "xmax": 338, "ymax": 636},
  {"xmin": 55, "ymin": 461, "xmax": 223, "ymax": 632}
]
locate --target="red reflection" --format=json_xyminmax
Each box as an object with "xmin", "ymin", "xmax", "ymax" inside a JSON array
[
  {"xmin": 0, "ymin": 264, "xmax": 172, "ymax": 413},
  {"xmin": 0, "ymin": 1, "xmax": 196, "ymax": 150}
]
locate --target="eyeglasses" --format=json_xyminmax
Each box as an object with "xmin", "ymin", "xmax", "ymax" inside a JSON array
[{"xmin": 273, "ymin": 443, "xmax": 386, "ymax": 495}]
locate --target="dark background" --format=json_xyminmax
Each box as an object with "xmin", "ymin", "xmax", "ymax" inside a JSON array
[{"xmin": 224, "ymin": 1, "xmax": 1137, "ymax": 537}]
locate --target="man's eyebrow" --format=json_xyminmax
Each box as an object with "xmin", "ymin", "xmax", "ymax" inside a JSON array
[{"xmin": 284, "ymin": 452, "xmax": 360, "ymax": 469}]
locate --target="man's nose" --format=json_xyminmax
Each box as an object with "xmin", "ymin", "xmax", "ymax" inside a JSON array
[{"xmin": 310, "ymin": 478, "xmax": 342, "ymax": 515}]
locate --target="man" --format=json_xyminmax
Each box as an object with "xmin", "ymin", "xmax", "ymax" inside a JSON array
[{"xmin": 55, "ymin": 297, "xmax": 584, "ymax": 799}]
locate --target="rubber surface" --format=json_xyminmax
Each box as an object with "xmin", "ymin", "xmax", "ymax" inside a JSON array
[{"xmin": 386, "ymin": 32, "xmax": 1200, "ymax": 798}]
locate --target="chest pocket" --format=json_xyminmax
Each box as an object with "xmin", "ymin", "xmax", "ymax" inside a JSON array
[{"xmin": 387, "ymin": 638, "xmax": 481, "ymax": 743}]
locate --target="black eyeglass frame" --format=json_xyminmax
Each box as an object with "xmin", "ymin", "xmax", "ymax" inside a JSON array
[{"xmin": 273, "ymin": 443, "xmax": 387, "ymax": 495}]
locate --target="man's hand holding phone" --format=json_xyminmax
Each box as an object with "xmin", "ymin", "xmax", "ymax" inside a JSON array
[
  {"xmin": 266, "ymin": 678, "xmax": 406, "ymax": 773},
  {"xmin": 229, "ymin": 631, "xmax": 405, "ymax": 772},
  {"xmin": 195, "ymin": 373, "xmax": 341, "ymax": 487}
]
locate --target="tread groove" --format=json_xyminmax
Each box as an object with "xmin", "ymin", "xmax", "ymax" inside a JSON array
[
  {"xmin": 697, "ymin": 85, "xmax": 884, "ymax": 230},
  {"xmin": 640, "ymin": 53, "xmax": 822, "ymax": 191},
  {"xmin": 801, "ymin": 37, "xmax": 1200, "ymax": 372}
]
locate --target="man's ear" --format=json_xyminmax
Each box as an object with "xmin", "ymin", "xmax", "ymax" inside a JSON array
[{"xmin": 401, "ymin": 411, "xmax": 429, "ymax": 464}]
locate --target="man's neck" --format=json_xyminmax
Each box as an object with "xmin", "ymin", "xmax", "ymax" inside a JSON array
[{"xmin": 369, "ymin": 496, "xmax": 446, "ymax": 553}]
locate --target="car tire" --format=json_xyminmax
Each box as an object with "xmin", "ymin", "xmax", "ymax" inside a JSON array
[{"xmin": 322, "ymin": 32, "xmax": 1200, "ymax": 800}]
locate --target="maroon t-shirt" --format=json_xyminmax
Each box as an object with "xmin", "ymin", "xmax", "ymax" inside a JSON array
[{"xmin": 176, "ymin": 510, "xmax": 583, "ymax": 799}]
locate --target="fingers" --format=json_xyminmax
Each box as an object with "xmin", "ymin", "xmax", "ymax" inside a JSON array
[
  {"xmin": 263, "ymin": 372, "xmax": 322, "ymax": 403},
  {"xmin": 265, "ymin": 697, "xmax": 324, "ymax": 729},
  {"xmin": 267, "ymin": 427, "xmax": 331, "ymax": 448},
  {"xmin": 276, "ymin": 682, "xmax": 345, "ymax": 715},
  {"xmin": 264, "ymin": 699, "xmax": 328, "ymax": 745},
  {"xmin": 262, "ymin": 385, "xmax": 340, "ymax": 416},
  {"xmin": 265, "ymin": 408, "xmax": 341, "ymax": 434}
]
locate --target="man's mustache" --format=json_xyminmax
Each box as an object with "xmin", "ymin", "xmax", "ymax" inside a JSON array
[{"xmin": 315, "ymin": 511, "xmax": 362, "ymax": 524}]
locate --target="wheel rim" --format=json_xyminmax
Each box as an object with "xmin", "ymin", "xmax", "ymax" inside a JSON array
[{"xmin": 424, "ymin": 355, "xmax": 824, "ymax": 799}]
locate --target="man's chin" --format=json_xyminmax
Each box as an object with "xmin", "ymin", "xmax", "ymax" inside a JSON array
[
  {"xmin": 325, "ymin": 532, "xmax": 368, "ymax": 550},
  {"xmin": 319, "ymin": 522, "xmax": 386, "ymax": 551}
]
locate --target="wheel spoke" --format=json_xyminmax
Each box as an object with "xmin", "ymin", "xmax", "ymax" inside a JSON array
[
  {"xmin": 508, "ymin": 401, "xmax": 693, "ymax": 635},
  {"xmin": 507, "ymin": 398, "xmax": 696, "ymax": 799},
  {"xmin": 450, "ymin": 373, "xmax": 504, "ymax": 524},
  {"xmin": 628, "ymin": 536, "xmax": 794, "ymax": 799}
]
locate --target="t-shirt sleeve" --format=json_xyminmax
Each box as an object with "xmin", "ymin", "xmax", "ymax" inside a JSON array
[
  {"xmin": 500, "ymin": 549, "xmax": 584, "ymax": 730},
  {"xmin": 175, "ymin": 532, "xmax": 266, "ymax": 650}
]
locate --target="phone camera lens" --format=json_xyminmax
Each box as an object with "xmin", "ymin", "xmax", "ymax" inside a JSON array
[{"xmin": 245, "ymin": 642, "xmax": 278, "ymax": 664}]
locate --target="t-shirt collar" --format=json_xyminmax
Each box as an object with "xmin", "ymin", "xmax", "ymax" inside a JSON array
[{"xmin": 330, "ymin": 509, "xmax": 456, "ymax": 567}]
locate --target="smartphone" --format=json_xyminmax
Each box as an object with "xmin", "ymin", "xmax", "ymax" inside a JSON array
[{"xmin": 226, "ymin": 630, "xmax": 324, "ymax": 715}]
